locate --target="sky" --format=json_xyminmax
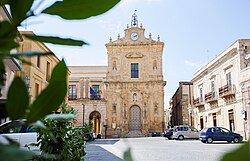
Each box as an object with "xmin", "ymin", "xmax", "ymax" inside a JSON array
[{"xmin": 24, "ymin": 0, "xmax": 250, "ymax": 108}]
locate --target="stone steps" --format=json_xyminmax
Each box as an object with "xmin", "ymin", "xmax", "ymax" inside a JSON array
[{"xmin": 126, "ymin": 130, "xmax": 145, "ymax": 138}]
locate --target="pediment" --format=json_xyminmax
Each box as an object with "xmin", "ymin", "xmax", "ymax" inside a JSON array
[{"xmin": 125, "ymin": 52, "xmax": 144, "ymax": 59}]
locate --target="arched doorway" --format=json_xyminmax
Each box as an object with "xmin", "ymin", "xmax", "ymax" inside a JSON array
[
  {"xmin": 89, "ymin": 111, "xmax": 101, "ymax": 136},
  {"xmin": 129, "ymin": 106, "xmax": 141, "ymax": 131}
]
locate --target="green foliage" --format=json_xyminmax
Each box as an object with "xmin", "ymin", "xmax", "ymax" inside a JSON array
[
  {"xmin": 9, "ymin": 0, "xmax": 34, "ymax": 25},
  {"xmin": 0, "ymin": 145, "xmax": 35, "ymax": 161},
  {"xmin": 7, "ymin": 77, "xmax": 29, "ymax": 120},
  {"xmin": 26, "ymin": 60, "xmax": 68, "ymax": 123},
  {"xmin": 43, "ymin": 0, "xmax": 121, "ymax": 20},
  {"xmin": 123, "ymin": 148, "xmax": 134, "ymax": 161},
  {"xmin": 34, "ymin": 105, "xmax": 85, "ymax": 161},
  {"xmin": 220, "ymin": 141, "xmax": 250, "ymax": 161},
  {"xmin": 23, "ymin": 34, "xmax": 87, "ymax": 46}
]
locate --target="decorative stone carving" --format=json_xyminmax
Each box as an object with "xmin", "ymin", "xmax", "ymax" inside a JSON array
[{"xmin": 125, "ymin": 52, "xmax": 144, "ymax": 59}]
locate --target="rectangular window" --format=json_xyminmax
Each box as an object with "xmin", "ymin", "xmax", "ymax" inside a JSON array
[
  {"xmin": 68, "ymin": 85, "xmax": 77, "ymax": 100},
  {"xmin": 228, "ymin": 109, "xmax": 235, "ymax": 131},
  {"xmin": 211, "ymin": 81, "xmax": 215, "ymax": 98},
  {"xmin": 46, "ymin": 61, "xmax": 51, "ymax": 81},
  {"xmin": 131, "ymin": 63, "xmax": 139, "ymax": 78},
  {"xmin": 226, "ymin": 72, "xmax": 232, "ymax": 91},
  {"xmin": 199, "ymin": 87, "xmax": 203, "ymax": 102},
  {"xmin": 92, "ymin": 85, "xmax": 99, "ymax": 93},
  {"xmin": 37, "ymin": 56, "xmax": 40, "ymax": 68}
]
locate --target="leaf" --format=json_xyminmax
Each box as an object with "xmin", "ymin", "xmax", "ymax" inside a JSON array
[
  {"xmin": 0, "ymin": 144, "xmax": 35, "ymax": 161},
  {"xmin": 42, "ymin": 0, "xmax": 120, "ymax": 20},
  {"xmin": 0, "ymin": 0, "xmax": 10, "ymax": 6},
  {"xmin": 24, "ymin": 34, "xmax": 86, "ymax": 46},
  {"xmin": 11, "ymin": 51, "xmax": 53, "ymax": 56},
  {"xmin": 45, "ymin": 114, "xmax": 75, "ymax": 120},
  {"xmin": 0, "ymin": 39, "xmax": 19, "ymax": 51},
  {"xmin": 32, "ymin": 120, "xmax": 47, "ymax": 129},
  {"xmin": 10, "ymin": 0, "xmax": 34, "ymax": 25},
  {"xmin": 123, "ymin": 148, "xmax": 134, "ymax": 161},
  {"xmin": 220, "ymin": 141, "xmax": 250, "ymax": 161},
  {"xmin": 26, "ymin": 60, "xmax": 68, "ymax": 123},
  {"xmin": 7, "ymin": 77, "xmax": 29, "ymax": 120}
]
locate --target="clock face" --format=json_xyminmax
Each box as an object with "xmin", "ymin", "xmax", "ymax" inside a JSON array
[
  {"xmin": 244, "ymin": 53, "xmax": 250, "ymax": 60},
  {"xmin": 131, "ymin": 32, "xmax": 139, "ymax": 41}
]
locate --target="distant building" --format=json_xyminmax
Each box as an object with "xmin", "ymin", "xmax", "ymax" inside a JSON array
[
  {"xmin": 170, "ymin": 82, "xmax": 193, "ymax": 127},
  {"xmin": 192, "ymin": 39, "xmax": 250, "ymax": 139}
]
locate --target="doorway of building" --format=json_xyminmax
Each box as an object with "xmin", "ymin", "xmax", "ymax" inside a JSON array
[
  {"xmin": 129, "ymin": 106, "xmax": 141, "ymax": 131},
  {"xmin": 200, "ymin": 116, "xmax": 204, "ymax": 130},
  {"xmin": 89, "ymin": 111, "xmax": 101, "ymax": 136},
  {"xmin": 228, "ymin": 109, "xmax": 235, "ymax": 131}
]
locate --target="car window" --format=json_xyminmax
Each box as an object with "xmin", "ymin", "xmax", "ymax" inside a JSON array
[
  {"xmin": 221, "ymin": 128, "xmax": 230, "ymax": 133},
  {"xmin": 212, "ymin": 127, "xmax": 220, "ymax": 133},
  {"xmin": 0, "ymin": 124, "xmax": 22, "ymax": 133},
  {"xmin": 190, "ymin": 127, "xmax": 198, "ymax": 132},
  {"xmin": 183, "ymin": 127, "xmax": 188, "ymax": 131}
]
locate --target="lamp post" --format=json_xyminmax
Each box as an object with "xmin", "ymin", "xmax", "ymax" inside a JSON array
[
  {"xmin": 188, "ymin": 104, "xmax": 192, "ymax": 126},
  {"xmin": 24, "ymin": 75, "xmax": 31, "ymax": 92}
]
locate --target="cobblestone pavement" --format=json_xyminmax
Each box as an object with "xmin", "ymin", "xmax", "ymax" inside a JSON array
[
  {"xmin": 84, "ymin": 139, "xmax": 123, "ymax": 161},
  {"xmin": 84, "ymin": 137, "xmax": 243, "ymax": 161}
]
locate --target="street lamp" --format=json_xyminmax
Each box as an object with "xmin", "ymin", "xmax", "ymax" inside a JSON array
[
  {"xmin": 24, "ymin": 75, "xmax": 31, "ymax": 92},
  {"xmin": 188, "ymin": 104, "xmax": 192, "ymax": 126}
]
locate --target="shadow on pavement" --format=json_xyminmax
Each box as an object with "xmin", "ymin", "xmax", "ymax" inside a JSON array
[
  {"xmin": 87, "ymin": 139, "xmax": 120, "ymax": 145},
  {"xmin": 84, "ymin": 144, "xmax": 123, "ymax": 161}
]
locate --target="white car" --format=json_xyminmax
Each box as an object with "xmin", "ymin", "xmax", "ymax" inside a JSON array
[
  {"xmin": 0, "ymin": 120, "xmax": 37, "ymax": 150},
  {"xmin": 171, "ymin": 125, "xmax": 200, "ymax": 140}
]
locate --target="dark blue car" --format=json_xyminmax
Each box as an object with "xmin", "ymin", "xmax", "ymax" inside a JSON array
[{"xmin": 199, "ymin": 127, "xmax": 243, "ymax": 143}]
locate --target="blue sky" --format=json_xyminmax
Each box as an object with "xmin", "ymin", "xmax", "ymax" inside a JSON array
[{"xmin": 25, "ymin": 0, "xmax": 250, "ymax": 108}]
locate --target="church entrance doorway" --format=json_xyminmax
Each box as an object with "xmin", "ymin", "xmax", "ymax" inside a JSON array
[
  {"xmin": 89, "ymin": 111, "xmax": 101, "ymax": 137},
  {"xmin": 129, "ymin": 106, "xmax": 141, "ymax": 131}
]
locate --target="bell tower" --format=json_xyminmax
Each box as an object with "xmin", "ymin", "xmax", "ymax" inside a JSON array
[{"xmin": 105, "ymin": 13, "xmax": 166, "ymax": 138}]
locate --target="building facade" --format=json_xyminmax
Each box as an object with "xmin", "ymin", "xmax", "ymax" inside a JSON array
[
  {"xmin": 170, "ymin": 82, "xmax": 193, "ymax": 127},
  {"xmin": 105, "ymin": 14, "xmax": 166, "ymax": 138},
  {"xmin": 17, "ymin": 31, "xmax": 68, "ymax": 102},
  {"xmin": 68, "ymin": 14, "xmax": 166, "ymax": 138},
  {"xmin": 67, "ymin": 66, "xmax": 107, "ymax": 138},
  {"xmin": 192, "ymin": 39, "xmax": 250, "ymax": 139}
]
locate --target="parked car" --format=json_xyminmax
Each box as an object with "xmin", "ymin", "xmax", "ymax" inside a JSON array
[
  {"xmin": 0, "ymin": 120, "xmax": 37, "ymax": 149},
  {"xmin": 163, "ymin": 128, "xmax": 174, "ymax": 139},
  {"xmin": 171, "ymin": 125, "xmax": 200, "ymax": 140},
  {"xmin": 199, "ymin": 127, "xmax": 243, "ymax": 144}
]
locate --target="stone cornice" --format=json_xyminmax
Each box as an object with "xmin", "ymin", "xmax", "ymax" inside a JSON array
[
  {"xmin": 125, "ymin": 52, "xmax": 144, "ymax": 58},
  {"xmin": 192, "ymin": 48, "xmax": 238, "ymax": 82}
]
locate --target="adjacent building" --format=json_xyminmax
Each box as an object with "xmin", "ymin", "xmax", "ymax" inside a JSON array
[
  {"xmin": 192, "ymin": 39, "xmax": 250, "ymax": 139},
  {"xmin": 67, "ymin": 66, "xmax": 107, "ymax": 138},
  {"xmin": 170, "ymin": 82, "xmax": 193, "ymax": 127}
]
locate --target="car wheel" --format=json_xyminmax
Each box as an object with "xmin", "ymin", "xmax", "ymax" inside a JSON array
[
  {"xmin": 233, "ymin": 137, "xmax": 239, "ymax": 143},
  {"xmin": 178, "ymin": 135, "xmax": 184, "ymax": 140},
  {"xmin": 206, "ymin": 137, "xmax": 213, "ymax": 144},
  {"xmin": 227, "ymin": 140, "xmax": 232, "ymax": 143}
]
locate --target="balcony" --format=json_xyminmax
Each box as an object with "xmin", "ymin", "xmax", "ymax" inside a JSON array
[
  {"xmin": 68, "ymin": 94, "xmax": 77, "ymax": 100},
  {"xmin": 193, "ymin": 97, "xmax": 204, "ymax": 107},
  {"xmin": 219, "ymin": 84, "xmax": 236, "ymax": 98},
  {"xmin": 205, "ymin": 92, "xmax": 218, "ymax": 103},
  {"xmin": 90, "ymin": 93, "xmax": 101, "ymax": 100}
]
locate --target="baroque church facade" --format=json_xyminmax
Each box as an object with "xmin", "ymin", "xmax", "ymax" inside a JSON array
[{"xmin": 68, "ymin": 14, "xmax": 166, "ymax": 138}]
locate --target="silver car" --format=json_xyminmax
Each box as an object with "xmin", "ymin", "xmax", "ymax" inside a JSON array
[
  {"xmin": 0, "ymin": 120, "xmax": 37, "ymax": 150},
  {"xmin": 171, "ymin": 125, "xmax": 200, "ymax": 140}
]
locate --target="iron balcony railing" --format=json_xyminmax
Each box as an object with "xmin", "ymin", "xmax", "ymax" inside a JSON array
[
  {"xmin": 205, "ymin": 91, "xmax": 218, "ymax": 103},
  {"xmin": 219, "ymin": 84, "xmax": 236, "ymax": 97}
]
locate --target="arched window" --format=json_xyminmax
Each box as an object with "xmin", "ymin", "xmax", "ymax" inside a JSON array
[{"xmin": 133, "ymin": 93, "xmax": 137, "ymax": 101}]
